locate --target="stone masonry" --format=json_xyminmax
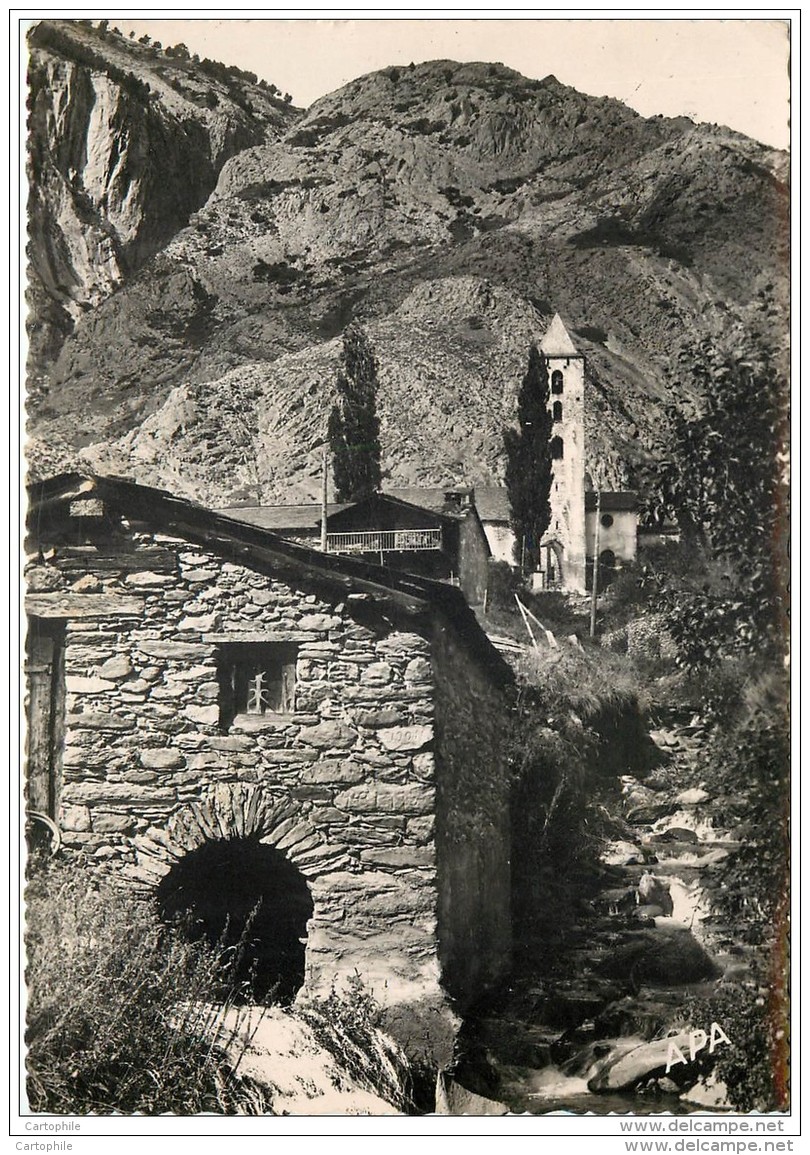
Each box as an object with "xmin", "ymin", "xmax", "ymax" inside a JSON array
[{"xmin": 26, "ymin": 476, "xmax": 514, "ymax": 1060}]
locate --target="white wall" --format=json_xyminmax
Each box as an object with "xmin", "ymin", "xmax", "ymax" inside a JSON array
[{"xmin": 586, "ymin": 509, "xmax": 638, "ymax": 562}]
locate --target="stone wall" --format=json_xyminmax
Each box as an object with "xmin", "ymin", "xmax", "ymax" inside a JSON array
[
  {"xmin": 431, "ymin": 617, "xmax": 512, "ymax": 1004},
  {"xmin": 30, "ymin": 526, "xmax": 459, "ymax": 1029},
  {"xmin": 456, "ymin": 514, "xmax": 491, "ymax": 607}
]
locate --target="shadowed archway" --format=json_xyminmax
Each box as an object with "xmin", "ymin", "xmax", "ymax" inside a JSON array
[{"xmin": 156, "ymin": 836, "xmax": 314, "ymax": 1002}]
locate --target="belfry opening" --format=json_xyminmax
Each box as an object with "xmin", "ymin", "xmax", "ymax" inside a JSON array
[{"xmin": 156, "ymin": 837, "xmax": 314, "ymax": 1003}]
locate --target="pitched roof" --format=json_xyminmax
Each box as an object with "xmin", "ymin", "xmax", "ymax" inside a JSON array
[
  {"xmin": 473, "ymin": 487, "xmax": 511, "ymax": 522},
  {"xmin": 540, "ymin": 313, "xmax": 581, "ymax": 358},
  {"xmin": 29, "ymin": 473, "xmax": 513, "ymax": 687},
  {"xmin": 220, "ymin": 503, "xmax": 350, "ymax": 531}
]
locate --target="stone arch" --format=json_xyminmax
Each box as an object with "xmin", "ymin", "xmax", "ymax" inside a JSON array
[
  {"xmin": 128, "ymin": 783, "xmax": 351, "ymax": 887},
  {"xmin": 540, "ymin": 539, "xmax": 565, "ymax": 587},
  {"xmin": 127, "ymin": 784, "xmax": 352, "ymax": 1000}
]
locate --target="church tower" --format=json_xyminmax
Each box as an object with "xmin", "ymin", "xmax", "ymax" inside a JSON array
[{"xmin": 538, "ymin": 314, "xmax": 587, "ymax": 593}]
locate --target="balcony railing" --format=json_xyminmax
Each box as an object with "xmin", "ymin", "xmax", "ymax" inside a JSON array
[{"xmin": 326, "ymin": 528, "xmax": 442, "ymax": 555}]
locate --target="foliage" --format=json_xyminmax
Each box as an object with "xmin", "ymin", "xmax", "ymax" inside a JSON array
[
  {"xmin": 640, "ymin": 342, "xmax": 788, "ymax": 668},
  {"xmin": 701, "ymin": 686, "xmax": 789, "ymax": 942},
  {"xmin": 684, "ymin": 976, "xmax": 788, "ymax": 1112},
  {"xmin": 29, "ymin": 23, "xmax": 155, "ymax": 104},
  {"xmin": 328, "ymin": 325, "xmax": 382, "ymax": 502},
  {"xmin": 503, "ymin": 344, "xmax": 554, "ymax": 572},
  {"xmin": 509, "ymin": 642, "xmax": 647, "ymax": 948},
  {"xmin": 678, "ymin": 661, "xmax": 790, "ymax": 1111},
  {"xmin": 295, "ymin": 975, "xmax": 418, "ymax": 1112},
  {"xmin": 25, "ymin": 858, "xmax": 272, "ymax": 1114}
]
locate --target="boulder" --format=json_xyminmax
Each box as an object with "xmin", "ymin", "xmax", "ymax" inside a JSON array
[
  {"xmin": 681, "ymin": 1073, "xmax": 730, "ymax": 1109},
  {"xmin": 435, "ymin": 1073, "xmax": 508, "ymax": 1116},
  {"xmin": 649, "ymin": 827, "xmax": 699, "ymax": 845},
  {"xmin": 676, "ymin": 787, "xmax": 712, "ymax": 805},
  {"xmin": 637, "ymin": 871, "xmax": 674, "ymax": 915},
  {"xmin": 588, "ymin": 1031, "xmax": 701, "ymax": 1092},
  {"xmin": 603, "ymin": 839, "xmax": 648, "ymax": 866},
  {"xmin": 596, "ymin": 927, "xmax": 717, "ymax": 985}
]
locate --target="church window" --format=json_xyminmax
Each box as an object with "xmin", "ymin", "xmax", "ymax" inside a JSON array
[
  {"xmin": 551, "ymin": 370, "xmax": 564, "ymax": 394},
  {"xmin": 551, "ymin": 436, "xmax": 564, "ymax": 460},
  {"xmin": 552, "ymin": 401, "xmax": 563, "ymax": 423}
]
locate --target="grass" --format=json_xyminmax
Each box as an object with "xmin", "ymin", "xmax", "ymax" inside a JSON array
[
  {"xmin": 514, "ymin": 635, "xmax": 648, "ymax": 719},
  {"xmin": 24, "ymin": 858, "xmax": 273, "ymax": 1115},
  {"xmin": 294, "ymin": 975, "xmax": 422, "ymax": 1113}
]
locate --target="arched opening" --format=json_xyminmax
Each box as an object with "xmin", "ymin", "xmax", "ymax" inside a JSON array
[
  {"xmin": 551, "ymin": 435, "xmax": 564, "ymax": 460},
  {"xmin": 551, "ymin": 370, "xmax": 564, "ymax": 394},
  {"xmin": 156, "ymin": 837, "xmax": 313, "ymax": 1003},
  {"xmin": 599, "ymin": 548, "xmax": 617, "ymax": 588},
  {"xmin": 552, "ymin": 400, "xmax": 563, "ymax": 423}
]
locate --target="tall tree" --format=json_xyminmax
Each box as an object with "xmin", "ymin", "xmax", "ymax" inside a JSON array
[
  {"xmin": 504, "ymin": 344, "xmax": 554, "ymax": 572},
  {"xmin": 660, "ymin": 341, "xmax": 789, "ymax": 663},
  {"xmin": 328, "ymin": 326, "xmax": 382, "ymax": 502}
]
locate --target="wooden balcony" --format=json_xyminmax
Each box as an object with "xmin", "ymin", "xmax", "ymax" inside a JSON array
[{"xmin": 326, "ymin": 528, "xmax": 442, "ymax": 555}]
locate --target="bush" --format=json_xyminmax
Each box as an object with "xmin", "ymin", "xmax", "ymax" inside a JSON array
[
  {"xmin": 295, "ymin": 975, "xmax": 418, "ymax": 1112},
  {"xmin": 25, "ymin": 859, "xmax": 272, "ymax": 1114}
]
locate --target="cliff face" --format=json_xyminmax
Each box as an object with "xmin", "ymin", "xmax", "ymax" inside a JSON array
[
  {"xmin": 26, "ymin": 20, "xmax": 300, "ymax": 366},
  {"xmin": 26, "ymin": 52, "xmax": 788, "ymax": 510}
]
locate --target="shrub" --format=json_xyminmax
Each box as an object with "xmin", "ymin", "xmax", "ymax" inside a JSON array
[
  {"xmin": 25, "ymin": 859, "xmax": 272, "ymax": 1114},
  {"xmin": 295, "ymin": 975, "xmax": 418, "ymax": 1111}
]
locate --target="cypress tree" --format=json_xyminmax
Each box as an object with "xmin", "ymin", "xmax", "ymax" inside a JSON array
[
  {"xmin": 503, "ymin": 344, "xmax": 554, "ymax": 572},
  {"xmin": 327, "ymin": 326, "xmax": 382, "ymax": 502}
]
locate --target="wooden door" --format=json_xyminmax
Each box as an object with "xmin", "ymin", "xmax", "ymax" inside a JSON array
[{"xmin": 25, "ymin": 618, "xmax": 65, "ymax": 818}]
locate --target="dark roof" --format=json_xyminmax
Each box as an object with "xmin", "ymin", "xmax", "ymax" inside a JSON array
[
  {"xmin": 473, "ymin": 487, "xmax": 511, "ymax": 522},
  {"xmin": 384, "ymin": 488, "xmax": 456, "ymax": 515},
  {"xmin": 222, "ymin": 490, "xmax": 475, "ymax": 528},
  {"xmin": 220, "ymin": 503, "xmax": 350, "ymax": 531},
  {"xmin": 585, "ymin": 491, "xmax": 638, "ymax": 513},
  {"xmin": 29, "ymin": 473, "xmax": 513, "ymax": 688}
]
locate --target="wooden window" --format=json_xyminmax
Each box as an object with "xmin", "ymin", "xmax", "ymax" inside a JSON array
[
  {"xmin": 218, "ymin": 643, "xmax": 297, "ymax": 729},
  {"xmin": 551, "ymin": 370, "xmax": 564, "ymax": 394}
]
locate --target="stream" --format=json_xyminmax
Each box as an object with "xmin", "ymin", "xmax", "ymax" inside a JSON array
[{"xmin": 452, "ymin": 708, "xmax": 746, "ymax": 1115}]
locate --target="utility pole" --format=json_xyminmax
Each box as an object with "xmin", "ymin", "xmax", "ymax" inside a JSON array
[
  {"xmin": 589, "ymin": 489, "xmax": 601, "ymax": 638},
  {"xmin": 320, "ymin": 443, "xmax": 328, "ymax": 553}
]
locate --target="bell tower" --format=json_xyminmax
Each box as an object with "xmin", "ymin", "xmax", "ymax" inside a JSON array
[{"xmin": 539, "ymin": 314, "xmax": 586, "ymax": 593}]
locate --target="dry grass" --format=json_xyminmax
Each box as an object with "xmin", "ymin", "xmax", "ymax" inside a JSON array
[
  {"xmin": 24, "ymin": 858, "xmax": 273, "ymax": 1115},
  {"xmin": 514, "ymin": 640, "xmax": 648, "ymax": 720},
  {"xmin": 294, "ymin": 976, "xmax": 419, "ymax": 1113}
]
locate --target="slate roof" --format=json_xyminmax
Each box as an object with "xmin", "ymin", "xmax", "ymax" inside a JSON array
[
  {"xmin": 28, "ymin": 473, "xmax": 513, "ymax": 688},
  {"xmin": 473, "ymin": 487, "xmax": 511, "ymax": 523},
  {"xmin": 220, "ymin": 503, "xmax": 350, "ymax": 531}
]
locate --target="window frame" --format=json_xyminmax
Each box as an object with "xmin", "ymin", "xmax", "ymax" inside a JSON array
[{"xmin": 217, "ymin": 641, "xmax": 298, "ymax": 729}]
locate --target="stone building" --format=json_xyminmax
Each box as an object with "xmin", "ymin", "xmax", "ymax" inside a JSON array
[{"xmin": 24, "ymin": 473, "xmax": 514, "ymax": 1059}]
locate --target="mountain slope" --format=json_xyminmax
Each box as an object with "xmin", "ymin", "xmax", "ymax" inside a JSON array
[
  {"xmin": 26, "ymin": 19, "xmax": 301, "ymax": 366},
  {"xmin": 26, "ymin": 56, "xmax": 788, "ymax": 509}
]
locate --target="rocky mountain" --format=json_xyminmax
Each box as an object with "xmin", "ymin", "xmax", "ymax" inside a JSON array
[
  {"xmin": 26, "ymin": 19, "xmax": 300, "ymax": 368},
  {"xmin": 26, "ymin": 44, "xmax": 789, "ymax": 509}
]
